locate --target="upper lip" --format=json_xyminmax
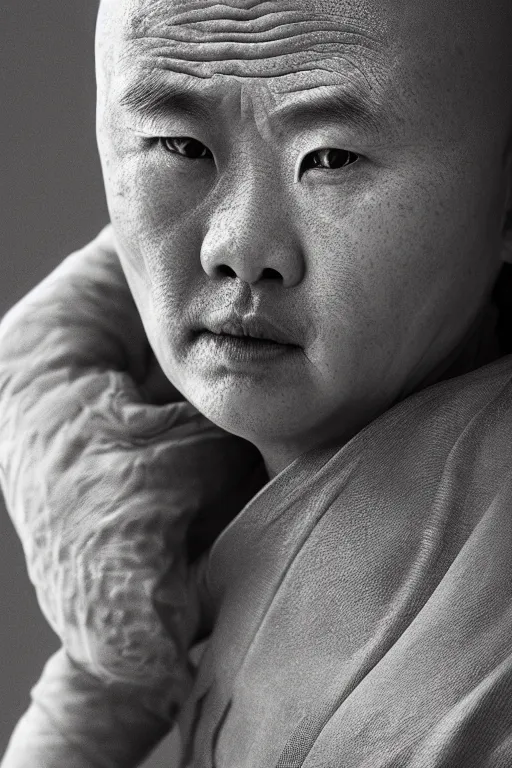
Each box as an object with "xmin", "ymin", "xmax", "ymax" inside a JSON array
[{"xmin": 200, "ymin": 313, "xmax": 296, "ymax": 345}]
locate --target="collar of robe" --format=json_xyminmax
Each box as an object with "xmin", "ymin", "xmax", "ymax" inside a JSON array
[{"xmin": 178, "ymin": 263, "xmax": 512, "ymax": 768}]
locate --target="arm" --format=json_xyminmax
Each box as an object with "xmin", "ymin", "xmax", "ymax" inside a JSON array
[{"xmin": 0, "ymin": 227, "xmax": 264, "ymax": 767}]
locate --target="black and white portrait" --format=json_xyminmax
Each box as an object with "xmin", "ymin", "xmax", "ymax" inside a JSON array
[{"xmin": 1, "ymin": 1, "xmax": 512, "ymax": 766}]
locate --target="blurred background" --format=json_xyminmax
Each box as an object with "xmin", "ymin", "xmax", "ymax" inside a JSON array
[{"xmin": 0, "ymin": 2, "xmax": 177, "ymax": 764}]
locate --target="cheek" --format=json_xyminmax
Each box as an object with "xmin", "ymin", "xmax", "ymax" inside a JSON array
[
  {"xmin": 296, "ymin": 163, "xmax": 501, "ymax": 386},
  {"xmin": 297, "ymin": 188, "xmax": 420, "ymax": 361},
  {"xmin": 98, "ymin": 139, "xmax": 206, "ymax": 361},
  {"xmin": 302, "ymin": 165, "xmax": 497, "ymax": 330},
  {"xmin": 104, "ymin": 154, "xmax": 200, "ymax": 237},
  {"xmin": 98, "ymin": 120, "xmax": 208, "ymax": 241}
]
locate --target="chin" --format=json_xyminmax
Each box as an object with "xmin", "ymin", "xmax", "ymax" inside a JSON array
[{"xmin": 181, "ymin": 374, "xmax": 318, "ymax": 447}]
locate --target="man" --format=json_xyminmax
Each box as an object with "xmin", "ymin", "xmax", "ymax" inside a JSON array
[{"xmin": 2, "ymin": 0, "xmax": 512, "ymax": 765}]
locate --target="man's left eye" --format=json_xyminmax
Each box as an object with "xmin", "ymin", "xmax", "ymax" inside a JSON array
[
  {"xmin": 160, "ymin": 137, "xmax": 213, "ymax": 160},
  {"xmin": 301, "ymin": 148, "xmax": 359, "ymax": 174}
]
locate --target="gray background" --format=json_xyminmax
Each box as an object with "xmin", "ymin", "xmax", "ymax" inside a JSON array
[{"xmin": 1, "ymin": 3, "xmax": 178, "ymax": 764}]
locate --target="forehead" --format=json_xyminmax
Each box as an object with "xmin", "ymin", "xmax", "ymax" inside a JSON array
[
  {"xmin": 113, "ymin": 0, "xmax": 389, "ymax": 84},
  {"xmin": 125, "ymin": 0, "xmax": 385, "ymax": 40},
  {"xmin": 99, "ymin": 0, "xmax": 512, "ymax": 143}
]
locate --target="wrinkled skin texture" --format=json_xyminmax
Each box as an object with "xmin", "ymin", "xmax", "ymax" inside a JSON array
[
  {"xmin": 0, "ymin": 228, "xmax": 263, "ymax": 741},
  {"xmin": 2, "ymin": 0, "xmax": 512, "ymax": 765},
  {"xmin": 97, "ymin": 0, "xmax": 512, "ymax": 477}
]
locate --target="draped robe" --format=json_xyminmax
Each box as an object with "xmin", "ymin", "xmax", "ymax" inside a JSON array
[
  {"xmin": 177, "ymin": 298, "xmax": 512, "ymax": 768},
  {"xmin": 2, "ymin": 233, "xmax": 512, "ymax": 768}
]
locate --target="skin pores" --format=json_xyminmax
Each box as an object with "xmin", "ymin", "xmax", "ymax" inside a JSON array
[{"xmin": 96, "ymin": 0, "xmax": 512, "ymax": 477}]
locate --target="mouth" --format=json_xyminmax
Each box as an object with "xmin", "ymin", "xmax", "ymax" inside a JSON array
[
  {"xmin": 191, "ymin": 311, "xmax": 300, "ymax": 364},
  {"xmin": 202, "ymin": 330, "xmax": 282, "ymax": 345},
  {"xmin": 194, "ymin": 329, "xmax": 296, "ymax": 364},
  {"xmin": 198, "ymin": 316, "xmax": 296, "ymax": 346}
]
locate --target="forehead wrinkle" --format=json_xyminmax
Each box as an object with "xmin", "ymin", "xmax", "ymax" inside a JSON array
[
  {"xmin": 116, "ymin": 44, "xmax": 389, "ymax": 98},
  {"xmin": 122, "ymin": 31, "xmax": 386, "ymax": 67},
  {"xmin": 128, "ymin": 12, "xmax": 385, "ymax": 49},
  {"xmin": 125, "ymin": 0, "xmax": 388, "ymax": 39},
  {"xmin": 117, "ymin": 0, "xmax": 389, "ymax": 80},
  {"xmin": 104, "ymin": 1, "xmax": 393, "ymax": 125}
]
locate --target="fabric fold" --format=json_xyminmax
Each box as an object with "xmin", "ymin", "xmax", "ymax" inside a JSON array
[{"xmin": 179, "ymin": 353, "xmax": 512, "ymax": 768}]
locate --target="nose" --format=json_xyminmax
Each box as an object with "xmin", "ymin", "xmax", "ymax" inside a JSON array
[{"xmin": 200, "ymin": 171, "xmax": 305, "ymax": 288}]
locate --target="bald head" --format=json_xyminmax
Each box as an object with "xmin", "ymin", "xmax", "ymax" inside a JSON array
[
  {"xmin": 96, "ymin": 0, "xmax": 512, "ymax": 144},
  {"xmin": 94, "ymin": 0, "xmax": 512, "ymax": 471}
]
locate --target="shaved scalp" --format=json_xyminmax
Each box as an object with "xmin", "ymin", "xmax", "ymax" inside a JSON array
[{"xmin": 96, "ymin": 0, "xmax": 512, "ymax": 127}]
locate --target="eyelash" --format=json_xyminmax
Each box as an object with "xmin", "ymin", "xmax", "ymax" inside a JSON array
[
  {"xmin": 160, "ymin": 137, "xmax": 213, "ymax": 160},
  {"xmin": 159, "ymin": 137, "xmax": 360, "ymax": 174}
]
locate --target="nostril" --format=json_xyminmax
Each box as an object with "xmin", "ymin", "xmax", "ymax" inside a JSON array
[
  {"xmin": 214, "ymin": 264, "xmax": 282, "ymax": 282},
  {"xmin": 217, "ymin": 264, "xmax": 237, "ymax": 278},
  {"xmin": 261, "ymin": 267, "xmax": 281, "ymax": 280}
]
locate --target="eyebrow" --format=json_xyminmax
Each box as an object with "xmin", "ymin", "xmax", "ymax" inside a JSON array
[
  {"xmin": 118, "ymin": 79, "xmax": 218, "ymax": 123},
  {"xmin": 118, "ymin": 78, "xmax": 387, "ymax": 135},
  {"xmin": 271, "ymin": 88, "xmax": 388, "ymax": 135}
]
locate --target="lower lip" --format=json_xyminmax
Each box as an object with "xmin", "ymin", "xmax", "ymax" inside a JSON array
[{"xmin": 195, "ymin": 332, "xmax": 296, "ymax": 364}]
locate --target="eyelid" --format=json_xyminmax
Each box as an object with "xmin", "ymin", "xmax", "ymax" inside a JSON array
[
  {"xmin": 126, "ymin": 119, "xmax": 208, "ymax": 142},
  {"xmin": 296, "ymin": 147, "xmax": 361, "ymax": 180},
  {"xmin": 159, "ymin": 137, "xmax": 215, "ymax": 164},
  {"xmin": 124, "ymin": 119, "xmax": 162, "ymax": 138}
]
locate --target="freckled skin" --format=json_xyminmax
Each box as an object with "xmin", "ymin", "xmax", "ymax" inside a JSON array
[{"xmin": 96, "ymin": 0, "xmax": 512, "ymax": 477}]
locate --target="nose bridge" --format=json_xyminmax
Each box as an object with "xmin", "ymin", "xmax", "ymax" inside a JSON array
[
  {"xmin": 201, "ymin": 154, "xmax": 302, "ymax": 286},
  {"xmin": 221, "ymin": 155, "xmax": 280, "ymax": 242}
]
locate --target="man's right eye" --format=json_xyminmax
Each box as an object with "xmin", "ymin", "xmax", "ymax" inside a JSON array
[{"xmin": 160, "ymin": 136, "xmax": 213, "ymax": 160}]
